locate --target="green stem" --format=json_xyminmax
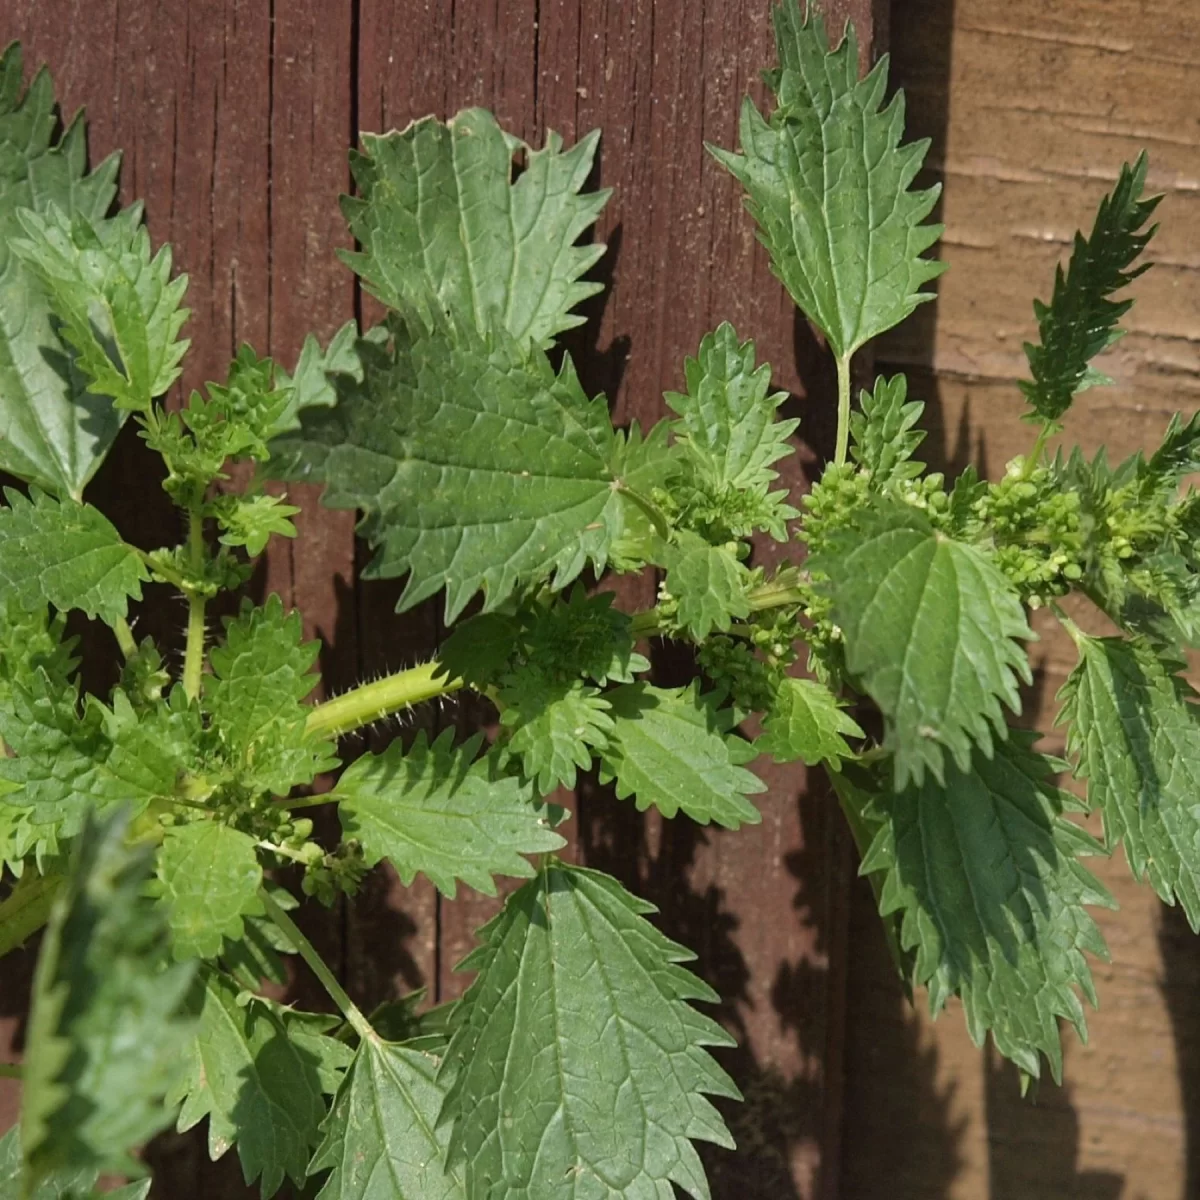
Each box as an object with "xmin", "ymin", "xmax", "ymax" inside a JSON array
[
  {"xmin": 305, "ymin": 661, "xmax": 464, "ymax": 741},
  {"xmin": 1021, "ymin": 422, "xmax": 1054, "ymax": 480},
  {"xmin": 615, "ymin": 483, "xmax": 671, "ymax": 541},
  {"xmin": 182, "ymin": 511, "xmax": 206, "ymax": 701},
  {"xmin": 833, "ymin": 352, "xmax": 853, "ymax": 467},
  {"xmin": 0, "ymin": 873, "xmax": 62, "ymax": 960},
  {"xmin": 0, "ymin": 1063, "xmax": 21, "ymax": 1080},
  {"xmin": 259, "ymin": 888, "xmax": 375, "ymax": 1041},
  {"xmin": 135, "ymin": 547, "xmax": 186, "ymax": 589},
  {"xmin": 113, "ymin": 617, "xmax": 138, "ymax": 660}
]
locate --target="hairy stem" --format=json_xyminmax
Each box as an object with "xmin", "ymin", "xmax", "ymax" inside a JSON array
[
  {"xmin": 833, "ymin": 352, "xmax": 853, "ymax": 467},
  {"xmin": 113, "ymin": 617, "xmax": 138, "ymax": 660},
  {"xmin": 259, "ymin": 887, "xmax": 375, "ymax": 1040},
  {"xmin": 0, "ymin": 872, "xmax": 62, "ymax": 960},
  {"xmin": 182, "ymin": 511, "xmax": 206, "ymax": 701},
  {"xmin": 306, "ymin": 662, "xmax": 465, "ymax": 741}
]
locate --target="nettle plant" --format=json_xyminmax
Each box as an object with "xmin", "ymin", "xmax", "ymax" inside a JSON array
[{"xmin": 0, "ymin": 1, "xmax": 1193, "ymax": 1196}]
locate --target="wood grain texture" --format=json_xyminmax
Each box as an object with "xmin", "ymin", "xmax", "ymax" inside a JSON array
[{"xmin": 842, "ymin": 0, "xmax": 1200, "ymax": 1197}]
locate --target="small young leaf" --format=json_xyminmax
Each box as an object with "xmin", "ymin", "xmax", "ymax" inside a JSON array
[
  {"xmin": 342, "ymin": 108, "xmax": 608, "ymax": 349},
  {"xmin": 811, "ymin": 500, "xmax": 1033, "ymax": 787},
  {"xmin": 333, "ymin": 729, "xmax": 565, "ymax": 898},
  {"xmin": 0, "ymin": 46, "xmax": 126, "ymax": 500},
  {"xmin": 309, "ymin": 1038, "xmax": 463, "ymax": 1200},
  {"xmin": 859, "ymin": 736, "xmax": 1112, "ymax": 1082},
  {"xmin": 0, "ymin": 488, "xmax": 148, "ymax": 626},
  {"xmin": 13, "ymin": 202, "xmax": 190, "ymax": 412},
  {"xmin": 1059, "ymin": 633, "xmax": 1200, "ymax": 929},
  {"xmin": 849, "ymin": 374, "xmax": 926, "ymax": 487},
  {"xmin": 1020, "ymin": 154, "xmax": 1158, "ymax": 424},
  {"xmin": 21, "ymin": 809, "xmax": 196, "ymax": 1182},
  {"xmin": 710, "ymin": 3, "xmax": 944, "ymax": 360},
  {"xmin": 662, "ymin": 532, "xmax": 753, "ymax": 640},
  {"xmin": 758, "ymin": 676, "xmax": 864, "ymax": 766},
  {"xmin": 440, "ymin": 862, "xmax": 738, "ymax": 1199},
  {"xmin": 1146, "ymin": 410, "xmax": 1200, "ymax": 484},
  {"xmin": 154, "ymin": 823, "xmax": 264, "ymax": 961},
  {"xmin": 213, "ymin": 493, "xmax": 301, "ymax": 558},
  {"xmin": 270, "ymin": 321, "xmax": 630, "ymax": 621},
  {"xmin": 171, "ymin": 968, "xmax": 349, "ymax": 1197},
  {"xmin": 600, "ymin": 682, "xmax": 765, "ymax": 829}
]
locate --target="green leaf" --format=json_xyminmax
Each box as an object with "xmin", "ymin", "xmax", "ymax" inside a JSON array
[
  {"xmin": 0, "ymin": 47, "xmax": 126, "ymax": 500},
  {"xmin": 0, "ymin": 675, "xmax": 197, "ymax": 835},
  {"xmin": 849, "ymin": 374, "xmax": 926, "ymax": 487},
  {"xmin": 662, "ymin": 532, "xmax": 752, "ymax": 639},
  {"xmin": 1020, "ymin": 154, "xmax": 1158, "ymax": 423},
  {"xmin": 0, "ymin": 1123, "xmax": 95, "ymax": 1199},
  {"xmin": 13, "ymin": 201, "xmax": 189, "ymax": 413},
  {"xmin": 758, "ymin": 676, "xmax": 863, "ymax": 766},
  {"xmin": 0, "ymin": 488, "xmax": 148, "ymax": 625},
  {"xmin": 342, "ymin": 108, "xmax": 608, "ymax": 349},
  {"xmin": 665, "ymin": 323, "xmax": 798, "ymax": 539},
  {"xmin": 205, "ymin": 595, "xmax": 334, "ymax": 795},
  {"xmin": 333, "ymin": 729, "xmax": 565, "ymax": 898},
  {"xmin": 1059, "ymin": 633, "xmax": 1200, "ymax": 929},
  {"xmin": 154, "ymin": 823, "xmax": 264, "ymax": 961},
  {"xmin": 309, "ymin": 1037, "xmax": 463, "ymax": 1200},
  {"xmin": 441, "ymin": 861, "xmax": 737, "ymax": 1199},
  {"xmin": 213, "ymin": 492, "xmax": 301, "ymax": 557},
  {"xmin": 811, "ymin": 500, "xmax": 1033, "ymax": 787},
  {"xmin": 1146, "ymin": 410, "xmax": 1200, "ymax": 484},
  {"xmin": 859, "ymin": 736, "xmax": 1112, "ymax": 1082},
  {"xmin": 709, "ymin": 3, "xmax": 944, "ymax": 360},
  {"xmin": 171, "ymin": 968, "xmax": 348, "ymax": 1197},
  {"xmin": 499, "ymin": 676, "xmax": 613, "ymax": 793},
  {"xmin": 270, "ymin": 319, "xmax": 362, "ymax": 437},
  {"xmin": 600, "ymin": 682, "xmax": 765, "ymax": 829},
  {"xmin": 270, "ymin": 320, "xmax": 629, "ymax": 621},
  {"xmin": 520, "ymin": 586, "xmax": 650, "ymax": 685},
  {"xmin": 21, "ymin": 809, "xmax": 196, "ymax": 1182}
]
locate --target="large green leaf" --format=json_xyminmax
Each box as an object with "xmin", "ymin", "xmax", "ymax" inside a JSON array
[
  {"xmin": 811, "ymin": 500, "xmax": 1032, "ymax": 786},
  {"xmin": 21, "ymin": 809, "xmax": 196, "ymax": 1183},
  {"xmin": 441, "ymin": 862, "xmax": 738, "ymax": 1199},
  {"xmin": 154, "ymin": 823, "xmax": 264, "ymax": 960},
  {"xmin": 333, "ymin": 729, "xmax": 565, "ymax": 898},
  {"xmin": 709, "ymin": 3, "xmax": 944, "ymax": 360},
  {"xmin": 859, "ymin": 736, "xmax": 1112, "ymax": 1082},
  {"xmin": 342, "ymin": 108, "xmax": 608, "ymax": 349},
  {"xmin": 600, "ymin": 682, "xmax": 765, "ymax": 829},
  {"xmin": 1059, "ymin": 633, "xmax": 1200, "ymax": 929},
  {"xmin": 171, "ymin": 968, "xmax": 350, "ymax": 1197},
  {"xmin": 1021, "ymin": 154, "xmax": 1158, "ymax": 424},
  {"xmin": 269, "ymin": 321, "xmax": 633, "ymax": 621},
  {"xmin": 13, "ymin": 201, "xmax": 189, "ymax": 414},
  {"xmin": 309, "ymin": 1038, "xmax": 463, "ymax": 1200},
  {"xmin": 0, "ymin": 46, "xmax": 125, "ymax": 500},
  {"xmin": 0, "ymin": 487, "xmax": 148, "ymax": 626}
]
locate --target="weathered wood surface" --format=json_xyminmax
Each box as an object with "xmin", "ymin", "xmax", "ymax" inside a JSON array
[
  {"xmin": 845, "ymin": 1, "xmax": 1200, "ymax": 1198},
  {"xmin": 0, "ymin": 1, "xmax": 882, "ymax": 1196}
]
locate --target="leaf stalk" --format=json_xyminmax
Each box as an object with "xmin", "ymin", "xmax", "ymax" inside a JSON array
[
  {"xmin": 182, "ymin": 511, "xmax": 206, "ymax": 701},
  {"xmin": 834, "ymin": 353, "xmax": 853, "ymax": 467}
]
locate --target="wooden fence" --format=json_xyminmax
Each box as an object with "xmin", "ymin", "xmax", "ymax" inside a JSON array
[{"xmin": 1, "ymin": 0, "xmax": 1198, "ymax": 1197}]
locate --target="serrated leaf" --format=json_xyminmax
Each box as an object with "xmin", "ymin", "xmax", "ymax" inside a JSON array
[
  {"xmin": 0, "ymin": 47, "xmax": 126, "ymax": 500},
  {"xmin": 1059, "ymin": 633, "xmax": 1200, "ymax": 929},
  {"xmin": 205, "ymin": 595, "xmax": 334, "ymax": 795},
  {"xmin": 859, "ymin": 736, "xmax": 1112, "ymax": 1082},
  {"xmin": 213, "ymin": 492, "xmax": 300, "ymax": 557},
  {"xmin": 441, "ymin": 861, "xmax": 737, "ymax": 1199},
  {"xmin": 758, "ymin": 676, "xmax": 863, "ymax": 766},
  {"xmin": 710, "ymin": 3, "xmax": 944, "ymax": 360},
  {"xmin": 1020, "ymin": 154, "xmax": 1158, "ymax": 423},
  {"xmin": 0, "ymin": 488, "xmax": 148, "ymax": 625},
  {"xmin": 436, "ymin": 612, "xmax": 523, "ymax": 689},
  {"xmin": 270, "ymin": 320, "xmax": 630, "ymax": 621},
  {"xmin": 665, "ymin": 323, "xmax": 799, "ymax": 539},
  {"xmin": 333, "ymin": 729, "xmax": 565, "ymax": 898},
  {"xmin": 170, "ymin": 968, "xmax": 346, "ymax": 1197},
  {"xmin": 1147, "ymin": 410, "xmax": 1200, "ymax": 484},
  {"xmin": 849, "ymin": 374, "xmax": 926, "ymax": 487},
  {"xmin": 662, "ymin": 532, "xmax": 752, "ymax": 639},
  {"xmin": 154, "ymin": 823, "xmax": 263, "ymax": 961},
  {"xmin": 342, "ymin": 108, "xmax": 608, "ymax": 350},
  {"xmin": 499, "ymin": 676, "xmax": 613, "ymax": 793},
  {"xmin": 811, "ymin": 500, "xmax": 1033, "ymax": 787},
  {"xmin": 13, "ymin": 201, "xmax": 189, "ymax": 413},
  {"xmin": 21, "ymin": 809, "xmax": 196, "ymax": 1183},
  {"xmin": 270, "ymin": 319, "xmax": 363, "ymax": 437},
  {"xmin": 308, "ymin": 1038, "xmax": 462, "ymax": 1200},
  {"xmin": 521, "ymin": 586, "xmax": 649, "ymax": 685},
  {"xmin": 0, "ymin": 1123, "xmax": 94, "ymax": 1200},
  {"xmin": 600, "ymin": 682, "xmax": 765, "ymax": 829}
]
